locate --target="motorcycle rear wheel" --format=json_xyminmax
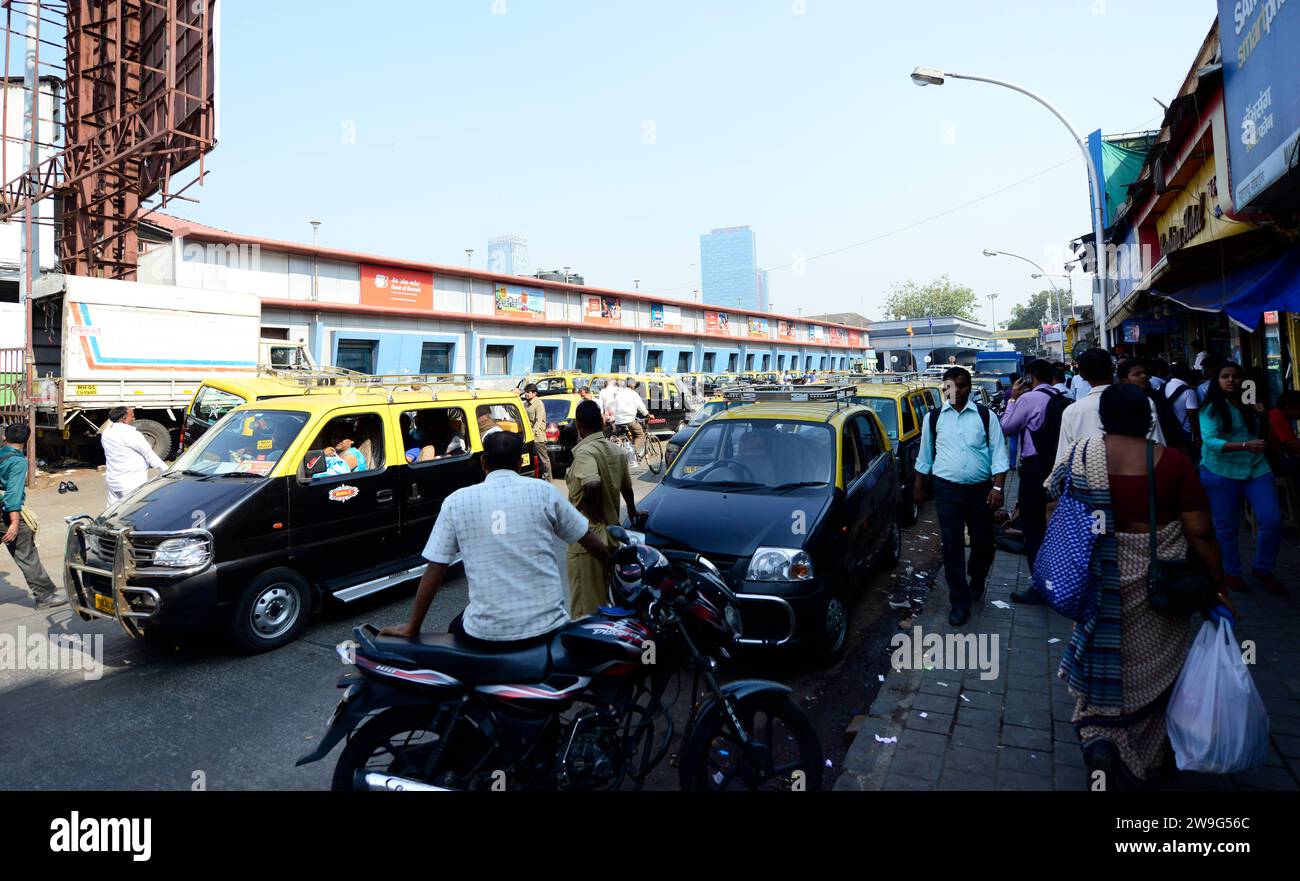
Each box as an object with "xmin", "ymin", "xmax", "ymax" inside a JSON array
[
  {"xmin": 679, "ymin": 692, "xmax": 824, "ymax": 791},
  {"xmin": 331, "ymin": 706, "xmax": 481, "ymax": 791}
]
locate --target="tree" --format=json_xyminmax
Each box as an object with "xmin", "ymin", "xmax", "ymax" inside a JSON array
[
  {"xmin": 1001, "ymin": 289, "xmax": 1056, "ymax": 354},
  {"xmin": 882, "ymin": 276, "xmax": 978, "ymax": 322}
]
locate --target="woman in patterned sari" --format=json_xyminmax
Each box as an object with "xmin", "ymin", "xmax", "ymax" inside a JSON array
[{"xmin": 1046, "ymin": 383, "xmax": 1230, "ymax": 788}]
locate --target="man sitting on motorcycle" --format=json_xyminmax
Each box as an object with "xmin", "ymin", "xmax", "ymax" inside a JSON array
[{"xmin": 380, "ymin": 431, "xmax": 612, "ymax": 644}]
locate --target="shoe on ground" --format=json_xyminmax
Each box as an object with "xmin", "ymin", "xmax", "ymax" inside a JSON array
[
  {"xmin": 948, "ymin": 607, "xmax": 970, "ymax": 627},
  {"xmin": 57, "ymin": 481, "xmax": 68, "ymax": 494},
  {"xmin": 1251, "ymin": 570, "xmax": 1287, "ymax": 595},
  {"xmin": 67, "ymin": 480, "xmax": 79, "ymax": 492},
  {"xmin": 34, "ymin": 593, "xmax": 68, "ymax": 610},
  {"xmin": 1011, "ymin": 588, "xmax": 1045, "ymax": 605},
  {"xmin": 1225, "ymin": 575, "xmax": 1248, "ymax": 592}
]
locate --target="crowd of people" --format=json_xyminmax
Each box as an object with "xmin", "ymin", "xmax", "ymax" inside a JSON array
[{"xmin": 924, "ymin": 343, "xmax": 1290, "ymax": 788}]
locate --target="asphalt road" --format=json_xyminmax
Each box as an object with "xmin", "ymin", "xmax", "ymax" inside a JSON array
[{"xmin": 0, "ymin": 464, "xmax": 941, "ymax": 791}]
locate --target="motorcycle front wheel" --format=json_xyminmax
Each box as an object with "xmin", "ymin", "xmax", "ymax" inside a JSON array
[
  {"xmin": 679, "ymin": 692, "xmax": 824, "ymax": 791},
  {"xmin": 331, "ymin": 706, "xmax": 486, "ymax": 791}
]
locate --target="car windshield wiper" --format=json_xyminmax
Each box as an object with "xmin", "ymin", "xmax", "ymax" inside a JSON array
[
  {"xmin": 769, "ymin": 481, "xmax": 828, "ymax": 493},
  {"xmin": 682, "ymin": 480, "xmax": 763, "ymax": 491}
]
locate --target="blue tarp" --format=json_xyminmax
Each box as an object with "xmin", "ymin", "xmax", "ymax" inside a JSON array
[{"xmin": 1157, "ymin": 247, "xmax": 1300, "ymax": 331}]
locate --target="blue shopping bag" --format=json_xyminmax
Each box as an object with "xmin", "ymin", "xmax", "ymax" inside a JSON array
[{"xmin": 1032, "ymin": 467, "xmax": 1100, "ymax": 623}]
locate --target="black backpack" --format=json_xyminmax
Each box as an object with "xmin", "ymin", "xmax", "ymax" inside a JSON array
[
  {"xmin": 928, "ymin": 403, "xmax": 991, "ymax": 452},
  {"xmin": 1026, "ymin": 386, "xmax": 1070, "ymax": 461}
]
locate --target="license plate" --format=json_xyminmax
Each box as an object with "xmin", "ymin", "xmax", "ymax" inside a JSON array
[{"xmin": 93, "ymin": 592, "xmax": 115, "ymax": 614}]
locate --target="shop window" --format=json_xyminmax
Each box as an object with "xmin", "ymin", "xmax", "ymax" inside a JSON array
[
  {"xmin": 484, "ymin": 345, "xmax": 512, "ymax": 375},
  {"xmin": 419, "ymin": 342, "xmax": 452, "ymax": 374},
  {"xmin": 745, "ymin": 354, "xmax": 755, "ymax": 371},
  {"xmin": 336, "ymin": 339, "xmax": 376, "ymax": 374}
]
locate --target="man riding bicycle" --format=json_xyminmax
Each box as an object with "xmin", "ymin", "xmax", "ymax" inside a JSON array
[{"xmin": 611, "ymin": 378, "xmax": 649, "ymax": 448}]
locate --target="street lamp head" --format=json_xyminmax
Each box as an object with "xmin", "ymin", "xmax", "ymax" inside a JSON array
[
  {"xmin": 1031, "ymin": 273, "xmax": 1044, "ymax": 279},
  {"xmin": 911, "ymin": 66, "xmax": 945, "ymax": 87},
  {"xmin": 982, "ymin": 249, "xmax": 998, "ymax": 258}
]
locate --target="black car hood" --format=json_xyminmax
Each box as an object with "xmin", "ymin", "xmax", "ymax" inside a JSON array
[
  {"xmin": 639, "ymin": 484, "xmax": 832, "ymax": 558},
  {"xmin": 96, "ymin": 473, "xmax": 268, "ymax": 531}
]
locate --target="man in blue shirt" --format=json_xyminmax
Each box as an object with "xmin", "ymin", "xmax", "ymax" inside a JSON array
[
  {"xmin": 0, "ymin": 423, "xmax": 65, "ymax": 610},
  {"xmin": 914, "ymin": 367, "xmax": 1010, "ymax": 626}
]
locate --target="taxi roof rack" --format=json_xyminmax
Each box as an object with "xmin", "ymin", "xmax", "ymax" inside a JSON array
[
  {"xmin": 256, "ymin": 369, "xmax": 480, "ymax": 402},
  {"xmin": 721, "ymin": 383, "xmax": 857, "ymax": 409}
]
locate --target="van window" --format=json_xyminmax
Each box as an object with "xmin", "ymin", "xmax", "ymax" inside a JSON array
[
  {"xmin": 476, "ymin": 402, "xmax": 524, "ymax": 438},
  {"xmin": 842, "ymin": 421, "xmax": 863, "ymax": 485},
  {"xmin": 854, "ymin": 414, "xmax": 882, "ymax": 462},
  {"xmin": 174, "ymin": 410, "xmax": 308, "ymax": 477},
  {"xmin": 303, "ymin": 413, "xmax": 386, "ymax": 479},
  {"xmin": 900, "ymin": 396, "xmax": 916, "ymax": 435},
  {"xmin": 401, "ymin": 406, "xmax": 470, "ymax": 464},
  {"xmin": 191, "ymin": 386, "xmax": 245, "ymax": 426}
]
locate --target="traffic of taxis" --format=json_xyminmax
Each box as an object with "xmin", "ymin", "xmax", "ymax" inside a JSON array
[{"xmin": 63, "ymin": 365, "xmax": 977, "ymax": 667}]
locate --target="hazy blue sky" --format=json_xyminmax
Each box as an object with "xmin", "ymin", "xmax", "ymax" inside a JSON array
[{"xmin": 164, "ymin": 0, "xmax": 1217, "ymax": 323}]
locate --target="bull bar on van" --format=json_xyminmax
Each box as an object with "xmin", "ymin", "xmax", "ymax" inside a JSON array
[{"xmin": 63, "ymin": 514, "xmax": 213, "ymax": 638}]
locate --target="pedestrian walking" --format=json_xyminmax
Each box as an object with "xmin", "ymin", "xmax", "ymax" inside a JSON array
[
  {"xmin": 1117, "ymin": 357, "xmax": 1187, "ymax": 452},
  {"xmin": 379, "ymin": 431, "xmax": 610, "ymax": 642},
  {"xmin": 1198, "ymin": 361, "xmax": 1285, "ymax": 595},
  {"xmin": 522, "ymin": 384, "xmax": 552, "ymax": 480},
  {"xmin": 598, "ymin": 378, "xmax": 621, "ymax": 431},
  {"xmin": 998, "ymin": 359, "xmax": 1069, "ymax": 599},
  {"xmin": 101, "ymin": 406, "xmax": 165, "ymax": 506},
  {"xmin": 1164, "ymin": 361, "xmax": 1202, "ymax": 452},
  {"xmin": 1191, "ymin": 338, "xmax": 1208, "ymax": 373},
  {"xmin": 1067, "ymin": 360, "xmax": 1091, "ymax": 401},
  {"xmin": 0, "ymin": 423, "xmax": 66, "ymax": 610},
  {"xmin": 1051, "ymin": 361, "xmax": 1070, "ymax": 395},
  {"xmin": 1055, "ymin": 348, "xmax": 1164, "ymax": 465},
  {"xmin": 1048, "ymin": 383, "xmax": 1229, "ymax": 789},
  {"xmin": 565, "ymin": 400, "xmax": 639, "ymax": 617},
  {"xmin": 913, "ymin": 366, "xmax": 1010, "ymax": 627}
]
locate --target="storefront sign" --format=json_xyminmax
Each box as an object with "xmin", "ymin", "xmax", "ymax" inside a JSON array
[
  {"xmin": 360, "ymin": 263, "xmax": 432, "ymax": 310},
  {"xmin": 650, "ymin": 303, "xmax": 681, "ymax": 330},
  {"xmin": 493, "ymin": 284, "xmax": 545, "ymax": 320},
  {"xmin": 1156, "ymin": 162, "xmax": 1253, "ymax": 256},
  {"xmin": 848, "ymin": 330, "xmax": 862, "ymax": 348},
  {"xmin": 807, "ymin": 324, "xmax": 824, "ymax": 343},
  {"xmin": 584, "ymin": 295, "xmax": 623, "ymax": 326},
  {"xmin": 1219, "ymin": 0, "xmax": 1300, "ymax": 211}
]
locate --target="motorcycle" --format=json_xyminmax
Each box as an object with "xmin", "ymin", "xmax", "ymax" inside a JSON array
[{"xmin": 297, "ymin": 527, "xmax": 823, "ymax": 791}]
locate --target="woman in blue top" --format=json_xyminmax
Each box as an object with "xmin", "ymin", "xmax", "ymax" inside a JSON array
[
  {"xmin": 1198, "ymin": 362, "xmax": 1284, "ymax": 594},
  {"xmin": 322, "ymin": 429, "xmax": 367, "ymax": 475}
]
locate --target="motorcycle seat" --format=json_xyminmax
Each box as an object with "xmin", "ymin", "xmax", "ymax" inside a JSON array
[{"xmin": 372, "ymin": 631, "xmax": 552, "ymax": 685}]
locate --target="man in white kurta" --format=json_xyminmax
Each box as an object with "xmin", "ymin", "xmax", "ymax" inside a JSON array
[{"xmin": 101, "ymin": 407, "xmax": 165, "ymax": 506}]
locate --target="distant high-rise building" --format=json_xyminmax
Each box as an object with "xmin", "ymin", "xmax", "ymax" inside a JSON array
[
  {"xmin": 487, "ymin": 234, "xmax": 529, "ymax": 276},
  {"xmin": 700, "ymin": 226, "xmax": 762, "ymax": 312}
]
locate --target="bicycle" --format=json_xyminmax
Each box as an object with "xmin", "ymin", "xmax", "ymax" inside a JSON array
[{"xmin": 610, "ymin": 419, "xmax": 664, "ymax": 475}]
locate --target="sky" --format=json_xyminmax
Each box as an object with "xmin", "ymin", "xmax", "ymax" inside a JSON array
[{"xmin": 154, "ymin": 1, "xmax": 1217, "ymax": 324}]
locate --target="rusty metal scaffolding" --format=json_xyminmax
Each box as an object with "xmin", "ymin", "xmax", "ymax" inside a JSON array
[{"xmin": 0, "ymin": 0, "xmax": 217, "ymax": 280}]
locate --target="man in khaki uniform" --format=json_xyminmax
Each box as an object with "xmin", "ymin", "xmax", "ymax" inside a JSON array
[
  {"xmin": 522, "ymin": 383, "xmax": 552, "ymax": 480},
  {"xmin": 566, "ymin": 399, "xmax": 639, "ymax": 617}
]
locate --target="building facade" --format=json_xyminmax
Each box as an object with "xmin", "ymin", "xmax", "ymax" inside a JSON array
[
  {"xmin": 700, "ymin": 226, "xmax": 763, "ymax": 312},
  {"xmin": 138, "ymin": 217, "xmax": 868, "ymax": 383},
  {"xmin": 486, "ymin": 234, "xmax": 529, "ymax": 277},
  {"xmin": 866, "ymin": 316, "xmax": 993, "ymax": 372}
]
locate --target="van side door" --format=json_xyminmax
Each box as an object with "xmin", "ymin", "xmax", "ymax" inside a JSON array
[{"xmin": 391, "ymin": 402, "xmax": 480, "ymax": 562}]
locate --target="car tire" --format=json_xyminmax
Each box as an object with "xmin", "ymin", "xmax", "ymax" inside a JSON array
[
  {"xmin": 228, "ymin": 567, "xmax": 312, "ymax": 654},
  {"xmin": 133, "ymin": 418, "xmax": 173, "ymax": 460},
  {"xmin": 810, "ymin": 595, "xmax": 849, "ymax": 666}
]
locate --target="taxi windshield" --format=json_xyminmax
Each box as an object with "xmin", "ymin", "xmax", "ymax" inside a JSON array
[
  {"xmin": 852, "ymin": 397, "xmax": 900, "ymax": 440},
  {"xmin": 172, "ymin": 409, "xmax": 309, "ymax": 477},
  {"xmin": 542, "ymin": 398, "xmax": 571, "ymax": 423},
  {"xmin": 667, "ymin": 418, "xmax": 833, "ymax": 489}
]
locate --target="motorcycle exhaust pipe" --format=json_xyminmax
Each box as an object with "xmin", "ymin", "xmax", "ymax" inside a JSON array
[{"xmin": 357, "ymin": 771, "xmax": 456, "ymax": 792}]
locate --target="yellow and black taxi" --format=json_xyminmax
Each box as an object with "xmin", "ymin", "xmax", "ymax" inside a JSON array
[
  {"xmin": 848, "ymin": 376, "xmax": 939, "ymax": 527},
  {"xmin": 626, "ymin": 385, "xmax": 900, "ymax": 664},
  {"xmin": 537, "ymin": 392, "xmax": 584, "ymax": 479},
  {"xmin": 514, "ymin": 371, "xmax": 592, "ymax": 397},
  {"xmin": 63, "ymin": 377, "xmax": 538, "ymax": 654},
  {"xmin": 181, "ymin": 374, "xmax": 316, "ymax": 451},
  {"xmin": 591, "ymin": 373, "xmax": 690, "ymax": 435}
]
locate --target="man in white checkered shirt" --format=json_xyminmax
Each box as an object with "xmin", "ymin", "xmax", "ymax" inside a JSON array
[{"xmin": 382, "ymin": 431, "xmax": 611, "ymax": 642}]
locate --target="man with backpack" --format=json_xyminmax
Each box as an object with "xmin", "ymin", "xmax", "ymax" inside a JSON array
[
  {"xmin": 913, "ymin": 366, "xmax": 1010, "ymax": 627},
  {"xmin": 999, "ymin": 359, "xmax": 1070, "ymax": 603}
]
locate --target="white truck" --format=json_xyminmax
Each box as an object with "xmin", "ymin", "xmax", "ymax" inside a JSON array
[{"xmin": 25, "ymin": 274, "xmax": 267, "ymax": 459}]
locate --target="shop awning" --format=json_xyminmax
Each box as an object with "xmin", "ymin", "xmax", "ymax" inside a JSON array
[{"xmin": 1156, "ymin": 246, "xmax": 1300, "ymax": 332}]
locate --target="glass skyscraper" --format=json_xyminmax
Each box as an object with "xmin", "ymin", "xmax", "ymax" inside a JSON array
[{"xmin": 700, "ymin": 226, "xmax": 763, "ymax": 312}]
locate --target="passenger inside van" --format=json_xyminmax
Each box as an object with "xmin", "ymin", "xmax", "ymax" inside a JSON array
[
  {"xmin": 307, "ymin": 415, "xmax": 383, "ymax": 477},
  {"xmin": 406, "ymin": 409, "xmax": 470, "ymax": 462},
  {"xmin": 322, "ymin": 428, "xmax": 367, "ymax": 474}
]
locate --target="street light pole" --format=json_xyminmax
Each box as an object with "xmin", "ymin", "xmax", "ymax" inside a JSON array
[
  {"xmin": 309, "ymin": 220, "xmax": 321, "ymax": 301},
  {"xmin": 911, "ymin": 67, "xmax": 1109, "ymax": 348},
  {"xmin": 987, "ymin": 292, "xmax": 999, "ymax": 332},
  {"xmin": 984, "ymin": 248, "xmax": 1065, "ymax": 358}
]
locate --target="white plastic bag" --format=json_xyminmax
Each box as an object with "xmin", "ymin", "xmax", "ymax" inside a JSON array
[{"xmin": 1166, "ymin": 619, "xmax": 1270, "ymax": 774}]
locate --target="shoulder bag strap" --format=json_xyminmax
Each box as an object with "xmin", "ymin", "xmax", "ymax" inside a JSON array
[{"xmin": 1147, "ymin": 440, "xmax": 1158, "ymax": 565}]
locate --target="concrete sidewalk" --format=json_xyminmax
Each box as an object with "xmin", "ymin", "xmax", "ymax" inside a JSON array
[{"xmin": 835, "ymin": 477, "xmax": 1300, "ymax": 792}]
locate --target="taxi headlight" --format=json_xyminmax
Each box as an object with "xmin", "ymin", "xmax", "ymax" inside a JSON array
[
  {"xmin": 745, "ymin": 547, "xmax": 815, "ymax": 582},
  {"xmin": 152, "ymin": 537, "xmax": 211, "ymax": 568}
]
